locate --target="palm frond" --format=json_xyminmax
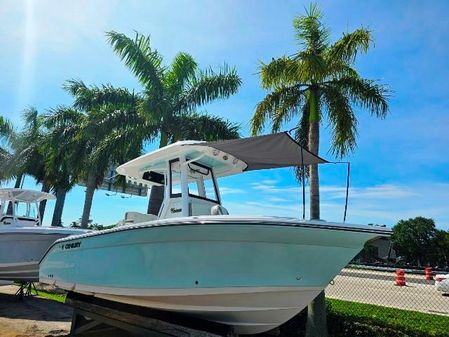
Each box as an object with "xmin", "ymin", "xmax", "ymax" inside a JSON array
[
  {"xmin": 0, "ymin": 147, "xmax": 12, "ymax": 175},
  {"xmin": 322, "ymin": 86, "xmax": 358, "ymax": 158},
  {"xmin": 90, "ymin": 106, "xmax": 142, "ymax": 134},
  {"xmin": 296, "ymin": 101, "xmax": 310, "ymax": 150},
  {"xmin": 0, "ymin": 109, "xmax": 52, "ymax": 184},
  {"xmin": 166, "ymin": 52, "xmax": 197, "ymax": 95},
  {"xmin": 171, "ymin": 113, "xmax": 240, "ymax": 142},
  {"xmin": 293, "ymin": 3, "xmax": 329, "ymax": 53},
  {"xmin": 22, "ymin": 107, "xmax": 39, "ymax": 130},
  {"xmin": 0, "ymin": 116, "xmax": 14, "ymax": 140},
  {"xmin": 0, "ymin": 117, "xmax": 14, "ymax": 175},
  {"xmin": 328, "ymin": 28, "xmax": 372, "ymax": 64},
  {"xmin": 294, "ymin": 103, "xmax": 310, "ymax": 183},
  {"xmin": 325, "ymin": 61, "xmax": 359, "ymax": 80},
  {"xmin": 251, "ymin": 85, "xmax": 306, "ymax": 135},
  {"xmin": 326, "ymin": 76, "xmax": 390, "ymax": 118},
  {"xmin": 106, "ymin": 31, "xmax": 164, "ymax": 91},
  {"xmin": 42, "ymin": 106, "xmax": 85, "ymax": 130},
  {"xmin": 138, "ymin": 91, "xmax": 166, "ymax": 126},
  {"xmin": 272, "ymin": 87, "xmax": 305, "ymax": 132},
  {"xmin": 64, "ymin": 80, "xmax": 140, "ymax": 111},
  {"xmin": 91, "ymin": 125, "xmax": 145, "ymax": 165},
  {"xmin": 0, "ymin": 149, "xmax": 15, "ymax": 181},
  {"xmin": 293, "ymin": 51, "xmax": 327, "ymax": 82},
  {"xmin": 42, "ymin": 107, "xmax": 87, "ymax": 174},
  {"xmin": 259, "ymin": 57, "xmax": 301, "ymax": 89},
  {"xmin": 176, "ymin": 64, "xmax": 241, "ymax": 112}
]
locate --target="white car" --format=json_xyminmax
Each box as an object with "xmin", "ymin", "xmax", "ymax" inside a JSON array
[{"xmin": 435, "ymin": 274, "xmax": 449, "ymax": 293}]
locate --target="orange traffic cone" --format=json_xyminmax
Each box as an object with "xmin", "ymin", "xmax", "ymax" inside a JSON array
[
  {"xmin": 425, "ymin": 267, "xmax": 433, "ymax": 281},
  {"xmin": 395, "ymin": 269, "xmax": 406, "ymax": 286}
]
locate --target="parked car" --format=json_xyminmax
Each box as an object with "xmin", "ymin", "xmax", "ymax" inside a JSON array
[{"xmin": 435, "ymin": 274, "xmax": 449, "ymax": 293}]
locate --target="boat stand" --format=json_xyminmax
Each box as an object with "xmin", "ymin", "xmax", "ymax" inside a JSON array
[
  {"xmin": 15, "ymin": 282, "xmax": 37, "ymax": 298},
  {"xmin": 66, "ymin": 292, "xmax": 238, "ymax": 337}
]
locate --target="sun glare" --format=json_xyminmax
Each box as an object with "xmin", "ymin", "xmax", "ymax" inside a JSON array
[{"xmin": 18, "ymin": 0, "xmax": 36, "ymax": 110}]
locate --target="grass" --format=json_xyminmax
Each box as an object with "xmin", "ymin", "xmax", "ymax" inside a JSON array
[
  {"xmin": 29, "ymin": 287, "xmax": 449, "ymax": 337},
  {"xmin": 327, "ymin": 298, "xmax": 449, "ymax": 337},
  {"xmin": 34, "ymin": 289, "xmax": 66, "ymax": 303}
]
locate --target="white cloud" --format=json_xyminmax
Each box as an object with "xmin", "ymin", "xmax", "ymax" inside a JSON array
[
  {"xmin": 219, "ymin": 187, "xmax": 246, "ymax": 195},
  {"xmin": 260, "ymin": 179, "xmax": 279, "ymax": 185},
  {"xmin": 320, "ymin": 184, "xmax": 419, "ymax": 200},
  {"xmin": 250, "ymin": 182, "xmax": 419, "ymax": 201},
  {"xmin": 223, "ymin": 181, "xmax": 449, "ymax": 229},
  {"xmin": 251, "ymin": 181, "xmax": 301, "ymax": 194},
  {"xmin": 267, "ymin": 197, "xmax": 291, "ymax": 203},
  {"xmin": 226, "ymin": 200, "xmax": 300, "ymax": 218}
]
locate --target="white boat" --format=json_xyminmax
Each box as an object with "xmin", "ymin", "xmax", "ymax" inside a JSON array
[
  {"xmin": 40, "ymin": 133, "xmax": 390, "ymax": 334},
  {"xmin": 0, "ymin": 188, "xmax": 87, "ymax": 282}
]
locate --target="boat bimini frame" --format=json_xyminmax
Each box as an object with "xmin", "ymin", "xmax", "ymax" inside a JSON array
[
  {"xmin": 116, "ymin": 132, "xmax": 351, "ymax": 222},
  {"xmin": 0, "ymin": 189, "xmax": 55, "ymax": 227}
]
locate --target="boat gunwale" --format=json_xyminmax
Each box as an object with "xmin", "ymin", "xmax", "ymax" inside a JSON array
[
  {"xmin": 0, "ymin": 227, "xmax": 89, "ymax": 235},
  {"xmin": 39, "ymin": 217, "xmax": 390, "ymax": 264}
]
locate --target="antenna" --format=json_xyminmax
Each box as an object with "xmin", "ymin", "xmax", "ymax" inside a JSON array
[
  {"xmin": 300, "ymin": 147, "xmax": 306, "ymax": 220},
  {"xmin": 343, "ymin": 162, "xmax": 350, "ymax": 223},
  {"xmin": 285, "ymin": 127, "xmax": 351, "ymax": 223},
  {"xmin": 329, "ymin": 161, "xmax": 351, "ymax": 223}
]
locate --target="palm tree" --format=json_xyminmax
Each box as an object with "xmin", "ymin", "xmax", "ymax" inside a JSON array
[
  {"xmin": 0, "ymin": 109, "xmax": 55, "ymax": 220},
  {"xmin": 0, "ymin": 116, "xmax": 12, "ymax": 142},
  {"xmin": 0, "ymin": 116, "xmax": 13, "ymax": 182},
  {"xmin": 250, "ymin": 4, "xmax": 389, "ymax": 337},
  {"xmin": 63, "ymin": 81, "xmax": 143, "ymax": 228},
  {"xmin": 106, "ymin": 31, "xmax": 241, "ymax": 215},
  {"xmin": 0, "ymin": 119, "xmax": 25, "ymax": 188},
  {"xmin": 18, "ymin": 108, "xmax": 54, "ymax": 221},
  {"xmin": 42, "ymin": 106, "xmax": 86, "ymax": 226}
]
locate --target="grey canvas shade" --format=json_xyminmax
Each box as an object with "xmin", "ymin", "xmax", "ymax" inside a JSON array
[
  {"xmin": 116, "ymin": 132, "xmax": 329, "ymax": 186},
  {"xmin": 200, "ymin": 132, "xmax": 327, "ymax": 171}
]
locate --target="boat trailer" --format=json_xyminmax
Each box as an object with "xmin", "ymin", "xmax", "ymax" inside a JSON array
[
  {"xmin": 66, "ymin": 292, "xmax": 238, "ymax": 337},
  {"xmin": 15, "ymin": 282, "xmax": 37, "ymax": 298}
]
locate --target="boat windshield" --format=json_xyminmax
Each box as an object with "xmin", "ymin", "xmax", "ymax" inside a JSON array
[
  {"xmin": 0, "ymin": 201, "xmax": 13, "ymax": 215},
  {"xmin": 0, "ymin": 200, "xmax": 38, "ymax": 225},
  {"xmin": 169, "ymin": 159, "xmax": 219, "ymax": 203},
  {"xmin": 15, "ymin": 202, "xmax": 38, "ymax": 219},
  {"xmin": 187, "ymin": 162, "xmax": 219, "ymax": 203}
]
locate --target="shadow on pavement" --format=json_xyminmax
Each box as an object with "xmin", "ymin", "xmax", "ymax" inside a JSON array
[{"xmin": 0, "ymin": 291, "xmax": 72, "ymax": 322}]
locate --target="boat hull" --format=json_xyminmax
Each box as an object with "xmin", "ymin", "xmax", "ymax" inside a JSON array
[
  {"xmin": 40, "ymin": 218, "xmax": 387, "ymax": 334},
  {"xmin": 86, "ymin": 286, "xmax": 321, "ymax": 334},
  {"xmin": 0, "ymin": 228, "xmax": 87, "ymax": 282}
]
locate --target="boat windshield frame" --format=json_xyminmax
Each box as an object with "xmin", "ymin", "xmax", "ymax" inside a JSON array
[
  {"xmin": 169, "ymin": 158, "xmax": 221, "ymax": 205},
  {"xmin": 0, "ymin": 199, "xmax": 41, "ymax": 226}
]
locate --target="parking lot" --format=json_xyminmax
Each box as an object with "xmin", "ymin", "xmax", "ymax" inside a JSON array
[{"xmin": 326, "ymin": 268, "xmax": 449, "ymax": 315}]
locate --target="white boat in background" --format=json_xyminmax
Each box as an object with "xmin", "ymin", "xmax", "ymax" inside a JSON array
[
  {"xmin": 0, "ymin": 188, "xmax": 88, "ymax": 282},
  {"xmin": 40, "ymin": 133, "xmax": 390, "ymax": 334}
]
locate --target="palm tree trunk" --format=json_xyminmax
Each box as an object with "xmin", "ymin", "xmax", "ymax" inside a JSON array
[
  {"xmin": 305, "ymin": 291, "xmax": 328, "ymax": 337},
  {"xmin": 80, "ymin": 171, "xmax": 96, "ymax": 228},
  {"xmin": 308, "ymin": 120, "xmax": 320, "ymax": 220},
  {"xmin": 51, "ymin": 187, "xmax": 67, "ymax": 227},
  {"xmin": 14, "ymin": 174, "xmax": 23, "ymax": 188},
  {"xmin": 7, "ymin": 174, "xmax": 23, "ymax": 214},
  {"xmin": 39, "ymin": 181, "xmax": 51, "ymax": 224},
  {"xmin": 147, "ymin": 131, "xmax": 169, "ymax": 215},
  {"xmin": 305, "ymin": 90, "xmax": 328, "ymax": 337}
]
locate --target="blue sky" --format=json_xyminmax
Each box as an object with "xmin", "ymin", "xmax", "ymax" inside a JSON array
[{"xmin": 1, "ymin": 0, "xmax": 448, "ymax": 229}]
